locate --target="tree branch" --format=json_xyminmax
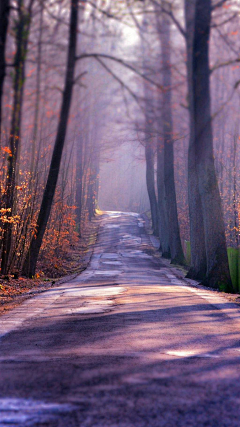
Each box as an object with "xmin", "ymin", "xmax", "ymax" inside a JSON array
[
  {"xmin": 75, "ymin": 52, "xmax": 163, "ymax": 90},
  {"xmin": 211, "ymin": 12, "xmax": 238, "ymax": 28},
  {"xmin": 216, "ymin": 28, "xmax": 239, "ymax": 56},
  {"xmin": 212, "ymin": 86, "xmax": 237, "ymax": 120},
  {"xmin": 151, "ymin": 0, "xmax": 186, "ymax": 39},
  {"xmin": 211, "ymin": 0, "xmax": 228, "ymax": 10},
  {"xmin": 73, "ymin": 70, "xmax": 87, "ymax": 84},
  {"xmin": 210, "ymin": 58, "xmax": 240, "ymax": 74},
  {"xmin": 94, "ymin": 56, "xmax": 143, "ymax": 108}
]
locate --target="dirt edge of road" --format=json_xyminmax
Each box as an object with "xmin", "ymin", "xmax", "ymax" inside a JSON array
[
  {"xmin": 0, "ymin": 214, "xmax": 103, "ymax": 317},
  {"xmin": 146, "ymin": 229, "xmax": 240, "ymax": 309}
]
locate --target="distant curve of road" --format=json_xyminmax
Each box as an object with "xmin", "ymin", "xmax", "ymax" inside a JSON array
[{"xmin": 1, "ymin": 212, "xmax": 240, "ymax": 426}]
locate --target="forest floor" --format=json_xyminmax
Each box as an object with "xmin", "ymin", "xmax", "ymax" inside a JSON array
[
  {"xmin": 1, "ymin": 212, "xmax": 240, "ymax": 426},
  {"xmin": 0, "ymin": 216, "xmax": 100, "ymax": 316}
]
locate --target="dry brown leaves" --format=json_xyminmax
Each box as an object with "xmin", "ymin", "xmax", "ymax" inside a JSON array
[{"xmin": 0, "ymin": 215, "xmax": 101, "ymax": 316}]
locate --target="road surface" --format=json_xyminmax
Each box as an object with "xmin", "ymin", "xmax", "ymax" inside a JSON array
[{"xmin": 1, "ymin": 212, "xmax": 240, "ymax": 426}]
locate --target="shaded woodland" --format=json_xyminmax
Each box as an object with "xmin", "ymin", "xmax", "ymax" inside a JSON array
[{"xmin": 0, "ymin": 0, "xmax": 240, "ymax": 291}]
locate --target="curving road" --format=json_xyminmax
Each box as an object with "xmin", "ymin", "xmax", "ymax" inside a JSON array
[{"xmin": 1, "ymin": 212, "xmax": 240, "ymax": 426}]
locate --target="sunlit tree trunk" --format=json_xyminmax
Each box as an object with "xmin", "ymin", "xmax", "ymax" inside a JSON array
[
  {"xmin": 159, "ymin": 15, "xmax": 185, "ymax": 265},
  {"xmin": 192, "ymin": 0, "xmax": 232, "ymax": 290},
  {"xmin": 0, "ymin": 0, "xmax": 10, "ymax": 145},
  {"xmin": 23, "ymin": 0, "xmax": 81, "ymax": 277},
  {"xmin": 184, "ymin": 0, "xmax": 207, "ymax": 279}
]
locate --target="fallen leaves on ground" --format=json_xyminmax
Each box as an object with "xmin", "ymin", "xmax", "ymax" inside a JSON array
[{"xmin": 0, "ymin": 216, "xmax": 100, "ymax": 316}]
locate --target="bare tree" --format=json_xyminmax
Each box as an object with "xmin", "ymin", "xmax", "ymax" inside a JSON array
[
  {"xmin": 184, "ymin": 0, "xmax": 207, "ymax": 279},
  {"xmin": 157, "ymin": 11, "xmax": 185, "ymax": 265},
  {"xmin": 0, "ymin": 0, "xmax": 10, "ymax": 144},
  {"xmin": 191, "ymin": 0, "xmax": 232, "ymax": 290},
  {"xmin": 1, "ymin": 0, "xmax": 35, "ymax": 274},
  {"xmin": 23, "ymin": 0, "xmax": 84, "ymax": 277}
]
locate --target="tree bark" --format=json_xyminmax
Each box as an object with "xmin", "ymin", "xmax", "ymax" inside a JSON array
[
  {"xmin": 155, "ymin": 9, "xmax": 170, "ymax": 257},
  {"xmin": 160, "ymin": 16, "xmax": 185, "ymax": 265},
  {"xmin": 75, "ymin": 134, "xmax": 84, "ymax": 233},
  {"xmin": 0, "ymin": 0, "xmax": 10, "ymax": 144},
  {"xmin": 156, "ymin": 135, "xmax": 170, "ymax": 257},
  {"xmin": 145, "ymin": 141, "xmax": 159, "ymax": 236},
  {"xmin": 142, "ymin": 16, "xmax": 159, "ymax": 236},
  {"xmin": 192, "ymin": 0, "xmax": 232, "ymax": 290},
  {"xmin": 184, "ymin": 0, "xmax": 207, "ymax": 279},
  {"xmin": 30, "ymin": 0, "xmax": 43, "ymax": 177},
  {"xmin": 1, "ymin": 0, "xmax": 33, "ymax": 274},
  {"xmin": 22, "ymin": 0, "xmax": 81, "ymax": 277}
]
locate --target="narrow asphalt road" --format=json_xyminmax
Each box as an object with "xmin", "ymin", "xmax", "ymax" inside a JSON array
[{"xmin": 1, "ymin": 212, "xmax": 240, "ymax": 426}]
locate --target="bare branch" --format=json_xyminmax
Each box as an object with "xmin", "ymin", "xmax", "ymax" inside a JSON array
[
  {"xmin": 210, "ymin": 58, "xmax": 240, "ymax": 73},
  {"xmin": 27, "ymin": 0, "xmax": 35, "ymax": 14},
  {"xmin": 75, "ymin": 52, "xmax": 163, "ymax": 90},
  {"xmin": 211, "ymin": 12, "xmax": 238, "ymax": 28},
  {"xmin": 95, "ymin": 57, "xmax": 143, "ymax": 108},
  {"xmin": 151, "ymin": 0, "xmax": 186, "ymax": 39},
  {"xmin": 234, "ymin": 80, "xmax": 240, "ymax": 89},
  {"xmin": 74, "ymin": 70, "xmax": 87, "ymax": 84},
  {"xmin": 126, "ymin": 0, "xmax": 143, "ymax": 34},
  {"xmin": 216, "ymin": 27, "xmax": 239, "ymax": 56},
  {"xmin": 87, "ymin": 1, "xmax": 128, "ymax": 24},
  {"xmin": 211, "ymin": 0, "xmax": 227, "ymax": 10},
  {"xmin": 212, "ymin": 87, "xmax": 237, "ymax": 120}
]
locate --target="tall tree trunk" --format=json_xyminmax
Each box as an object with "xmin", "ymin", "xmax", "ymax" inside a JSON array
[
  {"xmin": 86, "ymin": 132, "xmax": 100, "ymax": 221},
  {"xmin": 1, "ymin": 0, "xmax": 33, "ymax": 274},
  {"xmin": 30, "ymin": 0, "xmax": 43, "ymax": 177},
  {"xmin": 90, "ymin": 142, "xmax": 100, "ymax": 218},
  {"xmin": 145, "ymin": 141, "xmax": 159, "ymax": 236},
  {"xmin": 184, "ymin": 0, "xmax": 207, "ymax": 279},
  {"xmin": 156, "ymin": 135, "xmax": 170, "ymax": 257},
  {"xmin": 22, "ymin": 0, "xmax": 81, "ymax": 277},
  {"xmin": 232, "ymin": 129, "xmax": 238, "ymax": 247},
  {"xmin": 0, "ymin": 0, "xmax": 10, "ymax": 145},
  {"xmin": 160, "ymin": 16, "xmax": 185, "ymax": 265},
  {"xmin": 75, "ymin": 133, "xmax": 83, "ymax": 233},
  {"xmin": 142, "ymin": 16, "xmax": 159, "ymax": 236},
  {"xmin": 192, "ymin": 0, "xmax": 232, "ymax": 290},
  {"xmin": 155, "ymin": 10, "xmax": 170, "ymax": 257}
]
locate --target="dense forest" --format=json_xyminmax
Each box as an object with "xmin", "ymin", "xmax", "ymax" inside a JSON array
[{"xmin": 0, "ymin": 0, "xmax": 239, "ymax": 291}]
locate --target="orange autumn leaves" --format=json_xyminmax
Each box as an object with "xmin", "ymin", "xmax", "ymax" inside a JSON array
[{"xmin": 1, "ymin": 147, "xmax": 12, "ymax": 156}]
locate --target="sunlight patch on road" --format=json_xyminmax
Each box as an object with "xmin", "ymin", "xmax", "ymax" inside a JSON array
[
  {"xmin": 69, "ymin": 301, "xmax": 113, "ymax": 314},
  {"xmin": 165, "ymin": 350, "xmax": 220, "ymax": 358},
  {"xmin": 63, "ymin": 286, "xmax": 126, "ymax": 298},
  {"xmin": 101, "ymin": 261, "xmax": 122, "ymax": 266},
  {"xmin": 94, "ymin": 270, "xmax": 121, "ymax": 276},
  {"xmin": 120, "ymin": 250, "xmax": 151, "ymax": 259},
  {"xmin": 57, "ymin": 286, "xmax": 126, "ymax": 315},
  {"xmin": 0, "ymin": 398, "xmax": 74, "ymax": 426},
  {"xmin": 101, "ymin": 253, "xmax": 119, "ymax": 259}
]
